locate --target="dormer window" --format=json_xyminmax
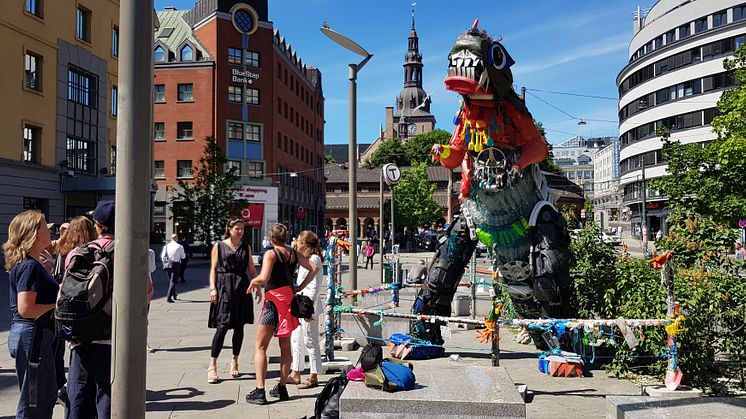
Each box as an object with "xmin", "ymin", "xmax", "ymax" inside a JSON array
[
  {"xmin": 180, "ymin": 44, "xmax": 193, "ymax": 62},
  {"xmin": 154, "ymin": 46, "xmax": 166, "ymax": 63}
]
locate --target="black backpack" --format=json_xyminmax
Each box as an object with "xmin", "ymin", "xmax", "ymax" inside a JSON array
[
  {"xmin": 55, "ymin": 241, "xmax": 115, "ymax": 342},
  {"xmin": 358, "ymin": 343, "xmax": 383, "ymax": 372},
  {"xmin": 314, "ymin": 373, "xmax": 348, "ymax": 419}
]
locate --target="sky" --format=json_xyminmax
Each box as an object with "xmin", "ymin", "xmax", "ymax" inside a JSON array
[{"xmin": 154, "ymin": 0, "xmax": 656, "ymax": 145}]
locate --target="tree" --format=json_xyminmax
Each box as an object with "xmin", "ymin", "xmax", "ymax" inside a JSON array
[
  {"xmin": 363, "ymin": 138, "xmax": 407, "ymax": 168},
  {"xmin": 324, "ymin": 154, "xmax": 336, "ymax": 164},
  {"xmin": 168, "ymin": 137, "xmax": 246, "ymax": 245},
  {"xmin": 364, "ymin": 129, "xmax": 450, "ymax": 168},
  {"xmin": 534, "ymin": 120, "xmax": 563, "ymax": 175},
  {"xmin": 390, "ymin": 162, "xmax": 442, "ymax": 231}
]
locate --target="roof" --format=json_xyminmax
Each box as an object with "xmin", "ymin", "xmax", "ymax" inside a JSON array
[
  {"xmin": 325, "ymin": 163, "xmax": 460, "ymax": 184},
  {"xmin": 324, "ymin": 144, "xmax": 372, "ymax": 164},
  {"xmin": 326, "ymin": 193, "xmax": 451, "ymax": 209},
  {"xmin": 154, "ymin": 10, "xmax": 211, "ymax": 61}
]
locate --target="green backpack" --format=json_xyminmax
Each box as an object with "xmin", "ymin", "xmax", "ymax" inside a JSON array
[{"xmin": 364, "ymin": 357, "xmax": 415, "ymax": 392}]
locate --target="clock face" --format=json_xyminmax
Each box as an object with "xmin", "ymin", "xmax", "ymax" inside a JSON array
[{"xmin": 408, "ymin": 123, "xmax": 417, "ymax": 135}]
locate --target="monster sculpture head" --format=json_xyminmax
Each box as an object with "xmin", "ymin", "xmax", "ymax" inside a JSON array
[{"xmin": 445, "ymin": 19, "xmax": 515, "ymax": 100}]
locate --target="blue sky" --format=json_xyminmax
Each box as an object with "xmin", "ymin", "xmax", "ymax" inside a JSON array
[{"xmin": 154, "ymin": 0, "xmax": 654, "ymax": 145}]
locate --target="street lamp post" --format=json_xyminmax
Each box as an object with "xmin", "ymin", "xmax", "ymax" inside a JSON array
[{"xmin": 321, "ymin": 24, "xmax": 372, "ymax": 296}]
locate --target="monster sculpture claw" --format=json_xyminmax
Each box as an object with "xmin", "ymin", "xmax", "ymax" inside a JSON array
[{"xmin": 412, "ymin": 21, "xmax": 572, "ymax": 352}]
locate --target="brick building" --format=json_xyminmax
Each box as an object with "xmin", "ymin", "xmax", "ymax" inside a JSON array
[{"xmin": 152, "ymin": 0, "xmax": 324, "ymax": 249}]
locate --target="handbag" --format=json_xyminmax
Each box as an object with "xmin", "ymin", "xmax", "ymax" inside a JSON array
[{"xmin": 273, "ymin": 248, "xmax": 314, "ymax": 319}]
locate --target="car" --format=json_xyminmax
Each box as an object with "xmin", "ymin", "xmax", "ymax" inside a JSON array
[{"xmin": 600, "ymin": 231, "xmax": 622, "ymax": 246}]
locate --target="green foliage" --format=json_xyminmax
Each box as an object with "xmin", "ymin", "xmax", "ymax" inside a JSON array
[
  {"xmin": 364, "ymin": 129, "xmax": 450, "ymax": 168},
  {"xmin": 534, "ymin": 120, "xmax": 563, "ymax": 175},
  {"xmin": 168, "ymin": 137, "xmax": 246, "ymax": 245},
  {"xmin": 391, "ymin": 162, "xmax": 441, "ymax": 231},
  {"xmin": 324, "ymin": 154, "xmax": 336, "ymax": 164},
  {"xmin": 655, "ymin": 211, "xmax": 737, "ymax": 269},
  {"xmin": 569, "ymin": 230, "xmax": 746, "ymax": 392}
]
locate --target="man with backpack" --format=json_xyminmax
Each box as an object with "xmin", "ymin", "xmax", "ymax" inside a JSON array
[
  {"xmin": 62, "ymin": 200, "xmax": 116, "ymax": 419},
  {"xmin": 161, "ymin": 234, "xmax": 186, "ymax": 303}
]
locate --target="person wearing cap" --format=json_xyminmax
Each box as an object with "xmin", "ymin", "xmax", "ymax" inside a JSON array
[{"xmin": 66, "ymin": 200, "xmax": 115, "ymax": 419}]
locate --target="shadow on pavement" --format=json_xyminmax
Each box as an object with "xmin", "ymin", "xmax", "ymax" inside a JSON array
[
  {"xmin": 152, "ymin": 345, "xmax": 212, "ymax": 353},
  {"xmin": 146, "ymin": 387, "xmax": 234, "ymax": 411}
]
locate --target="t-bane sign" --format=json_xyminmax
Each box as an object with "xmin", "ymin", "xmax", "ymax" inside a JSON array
[
  {"xmin": 232, "ymin": 69, "xmax": 260, "ymax": 84},
  {"xmin": 382, "ymin": 163, "xmax": 402, "ymax": 186}
]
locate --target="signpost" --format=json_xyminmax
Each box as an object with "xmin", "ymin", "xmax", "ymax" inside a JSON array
[{"xmin": 382, "ymin": 164, "xmax": 401, "ymax": 284}]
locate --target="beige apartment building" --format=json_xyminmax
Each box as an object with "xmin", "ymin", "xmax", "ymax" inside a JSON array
[{"xmin": 0, "ymin": 0, "xmax": 120, "ymax": 241}]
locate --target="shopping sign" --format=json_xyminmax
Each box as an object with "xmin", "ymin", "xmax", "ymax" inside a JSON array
[
  {"xmin": 296, "ymin": 207, "xmax": 308, "ymax": 220},
  {"xmin": 241, "ymin": 203, "xmax": 265, "ymax": 227}
]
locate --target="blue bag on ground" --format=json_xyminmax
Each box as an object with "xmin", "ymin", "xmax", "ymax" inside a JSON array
[
  {"xmin": 381, "ymin": 361, "xmax": 415, "ymax": 391},
  {"xmin": 389, "ymin": 333, "xmax": 443, "ymax": 360}
]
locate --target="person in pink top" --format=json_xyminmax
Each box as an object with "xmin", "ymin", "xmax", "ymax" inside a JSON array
[{"xmin": 246, "ymin": 223, "xmax": 319, "ymax": 405}]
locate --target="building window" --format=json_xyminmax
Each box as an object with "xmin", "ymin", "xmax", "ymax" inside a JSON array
[
  {"xmin": 180, "ymin": 44, "xmax": 193, "ymax": 61},
  {"xmin": 177, "ymin": 83, "xmax": 193, "ymax": 101},
  {"xmin": 111, "ymin": 85, "xmax": 117, "ymax": 117},
  {"xmin": 154, "ymin": 46, "xmax": 166, "ymax": 63},
  {"xmin": 76, "ymin": 7, "xmax": 91, "ymax": 42},
  {"xmin": 154, "ymin": 160, "xmax": 165, "ymax": 178},
  {"xmin": 67, "ymin": 67, "xmax": 96, "ymax": 108},
  {"xmin": 735, "ymin": 5, "xmax": 746, "ymax": 21},
  {"xmin": 26, "ymin": 0, "xmax": 43, "ymax": 18},
  {"xmin": 110, "ymin": 146, "xmax": 116, "ymax": 175},
  {"xmin": 584, "ymin": 170, "xmax": 592, "ymax": 179},
  {"xmin": 23, "ymin": 125, "xmax": 40, "ymax": 163},
  {"xmin": 24, "ymin": 52, "xmax": 42, "ymax": 91},
  {"xmin": 66, "ymin": 137, "xmax": 95, "ymax": 174},
  {"xmin": 247, "ymin": 161, "xmax": 264, "ymax": 178},
  {"xmin": 245, "ymin": 50, "xmax": 259, "ymax": 67},
  {"xmin": 225, "ymin": 160, "xmax": 241, "ymax": 174},
  {"xmin": 694, "ymin": 17, "xmax": 708, "ymax": 34},
  {"xmin": 154, "ymin": 84, "xmax": 165, "ymax": 102},
  {"xmin": 246, "ymin": 88, "xmax": 259, "ymax": 105},
  {"xmin": 712, "ymin": 10, "xmax": 727, "ymax": 28},
  {"xmin": 23, "ymin": 197, "xmax": 48, "ymax": 215},
  {"xmin": 177, "ymin": 160, "xmax": 193, "ymax": 178},
  {"xmin": 154, "ymin": 122, "xmax": 165, "ymax": 140},
  {"xmin": 228, "ymin": 47, "xmax": 242, "ymax": 64},
  {"xmin": 228, "ymin": 85, "xmax": 242, "ymax": 103},
  {"xmin": 665, "ymin": 30, "xmax": 675, "ymax": 45},
  {"xmin": 112, "ymin": 26, "xmax": 119, "ymax": 57},
  {"xmin": 176, "ymin": 122, "xmax": 193, "ymax": 139},
  {"xmin": 678, "ymin": 24, "xmax": 690, "ymax": 39},
  {"xmin": 245, "ymin": 124, "xmax": 261, "ymax": 141},
  {"xmin": 228, "ymin": 122, "xmax": 243, "ymax": 140}
]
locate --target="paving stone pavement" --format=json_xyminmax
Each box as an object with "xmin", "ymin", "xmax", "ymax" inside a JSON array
[{"xmin": 0, "ymin": 249, "xmax": 652, "ymax": 418}]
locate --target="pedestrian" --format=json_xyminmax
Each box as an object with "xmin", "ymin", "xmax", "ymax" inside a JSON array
[
  {"xmin": 364, "ymin": 241, "xmax": 375, "ymax": 269},
  {"xmin": 246, "ymin": 223, "xmax": 320, "ymax": 405},
  {"xmin": 2, "ymin": 210, "xmax": 60, "ymax": 419},
  {"xmin": 177, "ymin": 237, "xmax": 193, "ymax": 283},
  {"xmin": 146, "ymin": 248, "xmax": 156, "ymax": 353},
  {"xmin": 207, "ymin": 218, "xmax": 261, "ymax": 384},
  {"xmin": 65, "ymin": 200, "xmax": 116, "ymax": 419},
  {"xmin": 656, "ymin": 230, "xmax": 663, "ymax": 241},
  {"xmin": 737, "ymin": 241, "xmax": 745, "ymax": 260},
  {"xmin": 287, "ymin": 231, "xmax": 324, "ymax": 389},
  {"xmin": 161, "ymin": 234, "xmax": 186, "ymax": 303},
  {"xmin": 51, "ymin": 215, "xmax": 97, "ymax": 403},
  {"xmin": 257, "ymin": 236, "xmax": 273, "ymax": 267}
]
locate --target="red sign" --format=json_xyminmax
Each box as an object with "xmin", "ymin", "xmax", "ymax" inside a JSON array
[
  {"xmin": 646, "ymin": 202, "xmax": 661, "ymax": 210},
  {"xmin": 242, "ymin": 203, "xmax": 264, "ymax": 227},
  {"xmin": 296, "ymin": 207, "xmax": 307, "ymax": 220}
]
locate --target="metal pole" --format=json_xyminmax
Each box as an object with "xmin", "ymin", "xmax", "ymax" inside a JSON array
[
  {"xmin": 447, "ymin": 171, "xmax": 453, "ymax": 224},
  {"xmin": 112, "ymin": 1, "xmax": 152, "ymax": 417},
  {"xmin": 379, "ymin": 170, "xmax": 384, "ymax": 283},
  {"xmin": 470, "ymin": 253, "xmax": 476, "ymax": 319},
  {"xmin": 348, "ymin": 64, "xmax": 358, "ymax": 296},
  {"xmin": 640, "ymin": 155, "xmax": 648, "ymax": 253}
]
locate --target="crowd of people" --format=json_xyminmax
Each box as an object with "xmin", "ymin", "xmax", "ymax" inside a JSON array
[{"xmin": 1, "ymin": 201, "xmax": 329, "ymax": 417}]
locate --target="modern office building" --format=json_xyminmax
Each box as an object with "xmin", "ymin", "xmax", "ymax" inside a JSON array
[
  {"xmin": 617, "ymin": 0, "xmax": 746, "ymax": 238},
  {"xmin": 0, "ymin": 0, "xmax": 120, "ymax": 242},
  {"xmin": 152, "ymin": 0, "xmax": 325, "ymax": 249}
]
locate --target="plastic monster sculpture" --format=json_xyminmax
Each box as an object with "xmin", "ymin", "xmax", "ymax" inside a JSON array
[{"xmin": 411, "ymin": 20, "xmax": 573, "ymax": 352}]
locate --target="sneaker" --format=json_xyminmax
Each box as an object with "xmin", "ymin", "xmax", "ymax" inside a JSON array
[
  {"xmin": 56, "ymin": 386, "xmax": 68, "ymax": 407},
  {"xmin": 269, "ymin": 384, "xmax": 289, "ymax": 401},
  {"xmin": 246, "ymin": 388, "xmax": 267, "ymax": 405}
]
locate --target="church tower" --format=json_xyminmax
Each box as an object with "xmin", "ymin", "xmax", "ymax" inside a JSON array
[{"xmin": 387, "ymin": 4, "xmax": 436, "ymax": 140}]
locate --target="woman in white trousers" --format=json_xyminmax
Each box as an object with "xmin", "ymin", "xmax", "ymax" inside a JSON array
[{"xmin": 287, "ymin": 231, "xmax": 324, "ymax": 389}]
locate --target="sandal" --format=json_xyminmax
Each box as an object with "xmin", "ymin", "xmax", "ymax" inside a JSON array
[
  {"xmin": 285, "ymin": 375, "xmax": 301, "ymax": 385},
  {"xmin": 297, "ymin": 378, "xmax": 318, "ymax": 389},
  {"xmin": 207, "ymin": 367, "xmax": 219, "ymax": 384},
  {"xmin": 230, "ymin": 359, "xmax": 240, "ymax": 378}
]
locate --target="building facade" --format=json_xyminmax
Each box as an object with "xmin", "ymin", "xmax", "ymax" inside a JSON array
[
  {"xmin": 592, "ymin": 140, "xmax": 621, "ymax": 229},
  {"xmin": 0, "ymin": 0, "xmax": 120, "ymax": 242},
  {"xmin": 618, "ymin": 0, "xmax": 746, "ymax": 239},
  {"xmin": 553, "ymin": 136, "xmax": 613, "ymax": 196},
  {"xmin": 152, "ymin": 0, "xmax": 325, "ymax": 249}
]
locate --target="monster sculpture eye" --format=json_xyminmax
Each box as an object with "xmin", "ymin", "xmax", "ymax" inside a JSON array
[{"xmin": 488, "ymin": 41, "xmax": 514, "ymax": 70}]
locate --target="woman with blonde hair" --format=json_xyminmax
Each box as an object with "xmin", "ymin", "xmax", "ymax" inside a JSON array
[
  {"xmin": 2, "ymin": 211, "xmax": 60, "ymax": 418},
  {"xmin": 287, "ymin": 230, "xmax": 324, "ymax": 389},
  {"xmin": 53, "ymin": 216, "xmax": 96, "ymax": 279},
  {"xmin": 246, "ymin": 224, "xmax": 319, "ymax": 405}
]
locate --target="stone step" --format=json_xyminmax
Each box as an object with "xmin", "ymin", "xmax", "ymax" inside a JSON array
[
  {"xmin": 606, "ymin": 396, "xmax": 746, "ymax": 419},
  {"xmin": 340, "ymin": 364, "xmax": 525, "ymax": 419}
]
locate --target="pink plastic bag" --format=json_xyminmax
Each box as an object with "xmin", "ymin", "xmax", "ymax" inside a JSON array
[{"xmin": 346, "ymin": 367, "xmax": 365, "ymax": 381}]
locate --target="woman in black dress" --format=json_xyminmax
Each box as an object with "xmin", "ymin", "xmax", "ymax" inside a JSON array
[{"xmin": 207, "ymin": 218, "xmax": 261, "ymax": 384}]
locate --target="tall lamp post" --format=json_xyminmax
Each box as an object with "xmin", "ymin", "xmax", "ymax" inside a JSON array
[{"xmin": 321, "ymin": 24, "xmax": 373, "ymax": 296}]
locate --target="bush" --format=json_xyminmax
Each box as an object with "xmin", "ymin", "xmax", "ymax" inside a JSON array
[{"xmin": 570, "ymin": 228, "xmax": 746, "ymax": 393}]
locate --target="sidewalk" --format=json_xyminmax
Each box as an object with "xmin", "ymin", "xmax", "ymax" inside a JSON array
[{"xmin": 0, "ymin": 251, "xmax": 643, "ymax": 419}]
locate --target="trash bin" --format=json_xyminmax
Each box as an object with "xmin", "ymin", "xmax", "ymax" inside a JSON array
[
  {"xmin": 452, "ymin": 294, "xmax": 471, "ymax": 316},
  {"xmin": 383, "ymin": 265, "xmax": 393, "ymax": 283}
]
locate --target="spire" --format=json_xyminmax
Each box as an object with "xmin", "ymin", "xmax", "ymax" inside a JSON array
[{"xmin": 411, "ymin": 2, "xmax": 416, "ymax": 30}]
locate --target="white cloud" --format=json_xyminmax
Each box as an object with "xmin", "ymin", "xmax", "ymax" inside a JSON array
[{"xmin": 513, "ymin": 34, "xmax": 629, "ymax": 76}]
